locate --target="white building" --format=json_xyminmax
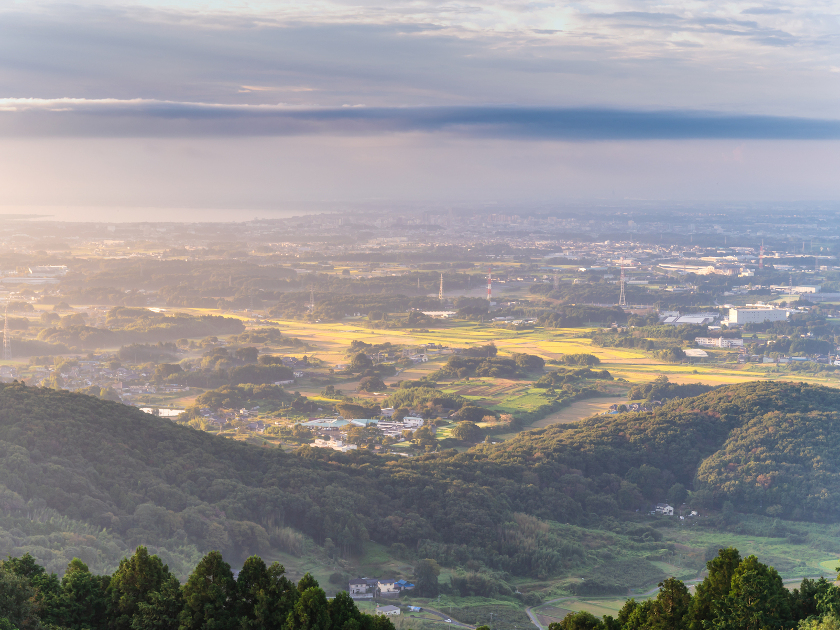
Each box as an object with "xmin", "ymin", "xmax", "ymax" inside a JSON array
[
  {"xmin": 728, "ymin": 308, "xmax": 789, "ymax": 325},
  {"xmin": 376, "ymin": 606, "xmax": 400, "ymax": 616},
  {"xmin": 695, "ymin": 337, "xmax": 745, "ymax": 348},
  {"xmin": 402, "ymin": 416, "xmax": 424, "ymax": 428}
]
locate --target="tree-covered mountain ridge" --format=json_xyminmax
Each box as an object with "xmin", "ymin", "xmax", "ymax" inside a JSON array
[{"xmin": 1, "ymin": 380, "xmax": 840, "ymax": 579}]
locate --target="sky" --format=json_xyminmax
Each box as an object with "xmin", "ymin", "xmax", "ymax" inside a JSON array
[{"xmin": 0, "ymin": 0, "xmax": 839, "ymax": 218}]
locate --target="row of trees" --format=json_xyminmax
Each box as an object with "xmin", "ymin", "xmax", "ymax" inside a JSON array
[
  {"xmin": 552, "ymin": 548, "xmax": 840, "ymax": 630},
  {"xmin": 0, "ymin": 548, "xmax": 395, "ymax": 630}
]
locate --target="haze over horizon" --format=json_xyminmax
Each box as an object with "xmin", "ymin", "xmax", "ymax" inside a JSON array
[{"xmin": 1, "ymin": 0, "xmax": 839, "ymax": 218}]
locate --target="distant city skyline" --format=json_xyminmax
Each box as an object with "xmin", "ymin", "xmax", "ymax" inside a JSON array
[{"xmin": 0, "ymin": 0, "xmax": 838, "ymax": 215}]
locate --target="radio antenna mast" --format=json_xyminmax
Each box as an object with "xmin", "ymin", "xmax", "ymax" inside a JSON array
[{"xmin": 618, "ymin": 259, "xmax": 627, "ymax": 307}]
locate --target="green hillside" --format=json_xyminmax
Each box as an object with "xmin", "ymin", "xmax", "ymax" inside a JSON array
[{"xmin": 2, "ymin": 380, "xmax": 840, "ymax": 588}]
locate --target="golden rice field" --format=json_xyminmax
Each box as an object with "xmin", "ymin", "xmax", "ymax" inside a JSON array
[{"xmin": 259, "ymin": 317, "xmax": 840, "ymax": 391}]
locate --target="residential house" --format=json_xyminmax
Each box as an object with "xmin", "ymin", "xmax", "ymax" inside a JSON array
[
  {"xmin": 348, "ymin": 579, "xmax": 369, "ymax": 597},
  {"xmin": 655, "ymin": 504, "xmax": 674, "ymax": 516},
  {"xmin": 378, "ymin": 580, "xmax": 400, "ymax": 597},
  {"xmin": 376, "ymin": 606, "xmax": 400, "ymax": 616}
]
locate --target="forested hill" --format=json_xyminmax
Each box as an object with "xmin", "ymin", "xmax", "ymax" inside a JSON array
[{"xmin": 2, "ymin": 381, "xmax": 840, "ymax": 580}]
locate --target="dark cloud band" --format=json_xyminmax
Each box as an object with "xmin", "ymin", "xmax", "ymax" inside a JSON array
[{"xmin": 1, "ymin": 100, "xmax": 838, "ymax": 140}]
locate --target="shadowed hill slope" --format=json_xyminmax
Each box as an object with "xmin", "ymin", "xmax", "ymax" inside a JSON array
[{"xmin": 1, "ymin": 380, "xmax": 840, "ymax": 579}]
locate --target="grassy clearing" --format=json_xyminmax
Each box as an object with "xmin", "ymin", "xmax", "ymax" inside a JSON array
[{"xmin": 527, "ymin": 396, "xmax": 628, "ymax": 428}]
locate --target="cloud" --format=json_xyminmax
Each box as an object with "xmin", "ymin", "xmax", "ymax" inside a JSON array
[
  {"xmin": 741, "ymin": 7, "xmax": 793, "ymax": 14},
  {"xmin": 0, "ymin": 1, "xmax": 835, "ymax": 119},
  {"xmin": 0, "ymin": 98, "xmax": 837, "ymax": 140}
]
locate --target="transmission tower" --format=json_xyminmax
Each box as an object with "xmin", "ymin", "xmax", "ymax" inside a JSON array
[
  {"xmin": 759, "ymin": 240, "xmax": 764, "ymax": 269},
  {"xmin": 3, "ymin": 305, "xmax": 10, "ymax": 361},
  {"xmin": 309, "ymin": 288, "xmax": 315, "ymax": 311},
  {"xmin": 486, "ymin": 267, "xmax": 492, "ymax": 302},
  {"xmin": 553, "ymin": 272, "xmax": 560, "ymax": 291},
  {"xmin": 439, "ymin": 273, "xmax": 444, "ymax": 301},
  {"xmin": 618, "ymin": 259, "xmax": 627, "ymax": 307}
]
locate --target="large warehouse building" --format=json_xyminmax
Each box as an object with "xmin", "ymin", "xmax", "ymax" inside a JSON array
[{"xmin": 728, "ymin": 307, "xmax": 790, "ymax": 325}]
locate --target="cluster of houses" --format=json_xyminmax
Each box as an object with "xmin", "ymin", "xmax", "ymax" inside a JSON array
[
  {"xmin": 303, "ymin": 415, "xmax": 428, "ymax": 447},
  {"xmin": 349, "ymin": 578, "xmax": 415, "ymax": 600},
  {"xmin": 607, "ymin": 401, "xmax": 663, "ymax": 414}
]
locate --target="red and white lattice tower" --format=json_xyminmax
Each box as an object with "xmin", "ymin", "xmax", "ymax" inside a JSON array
[{"xmin": 487, "ymin": 268, "xmax": 492, "ymax": 302}]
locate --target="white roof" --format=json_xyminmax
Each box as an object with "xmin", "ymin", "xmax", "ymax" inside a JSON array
[{"xmin": 684, "ymin": 349, "xmax": 709, "ymax": 357}]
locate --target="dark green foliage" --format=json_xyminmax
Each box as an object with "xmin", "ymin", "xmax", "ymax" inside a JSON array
[
  {"xmin": 450, "ymin": 422, "xmax": 484, "ymax": 442},
  {"xmin": 0, "ymin": 562, "xmax": 39, "ymax": 630},
  {"xmin": 334, "ymin": 401, "xmax": 381, "ymax": 418},
  {"xmin": 350, "ymin": 352, "xmax": 373, "ymax": 372},
  {"xmin": 1, "ymin": 551, "xmax": 391, "ymax": 630},
  {"xmin": 431, "ymin": 353, "xmax": 541, "ymax": 380},
  {"xmin": 40, "ymin": 311, "xmax": 244, "ymax": 350},
  {"xmin": 534, "ymin": 368, "xmax": 612, "ymax": 388},
  {"xmin": 652, "ymin": 347, "xmax": 686, "ymax": 363},
  {"xmin": 558, "ymin": 354, "xmax": 601, "ymax": 367},
  {"xmin": 413, "ymin": 559, "xmax": 441, "ymax": 597},
  {"xmin": 384, "ymin": 386, "xmax": 465, "ymax": 411},
  {"xmin": 192, "ymin": 383, "xmax": 291, "ymax": 411},
  {"xmin": 56, "ymin": 558, "xmax": 110, "ymax": 630},
  {"xmin": 537, "ymin": 305, "xmax": 628, "ymax": 327},
  {"xmin": 562, "ymin": 548, "xmax": 840, "ymax": 630},
  {"xmin": 628, "ymin": 376, "xmax": 715, "ymax": 402},
  {"xmin": 514, "ymin": 353, "xmax": 545, "ymax": 370},
  {"xmin": 180, "ymin": 551, "xmax": 236, "ymax": 630},
  {"xmin": 358, "ymin": 376, "xmax": 387, "ymax": 392},
  {"xmin": 455, "ymin": 406, "xmax": 498, "ymax": 423}
]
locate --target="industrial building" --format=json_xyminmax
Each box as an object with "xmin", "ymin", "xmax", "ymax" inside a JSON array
[{"xmin": 728, "ymin": 307, "xmax": 789, "ymax": 325}]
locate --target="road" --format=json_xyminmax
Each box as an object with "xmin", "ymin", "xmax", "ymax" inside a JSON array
[
  {"xmin": 523, "ymin": 584, "xmax": 668, "ymax": 630},
  {"xmin": 417, "ymin": 607, "xmax": 474, "ymax": 628},
  {"xmin": 524, "ymin": 574, "xmax": 829, "ymax": 629}
]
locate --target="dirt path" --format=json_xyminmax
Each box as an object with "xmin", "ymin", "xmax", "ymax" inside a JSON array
[{"xmin": 527, "ymin": 395, "xmax": 626, "ymax": 428}]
